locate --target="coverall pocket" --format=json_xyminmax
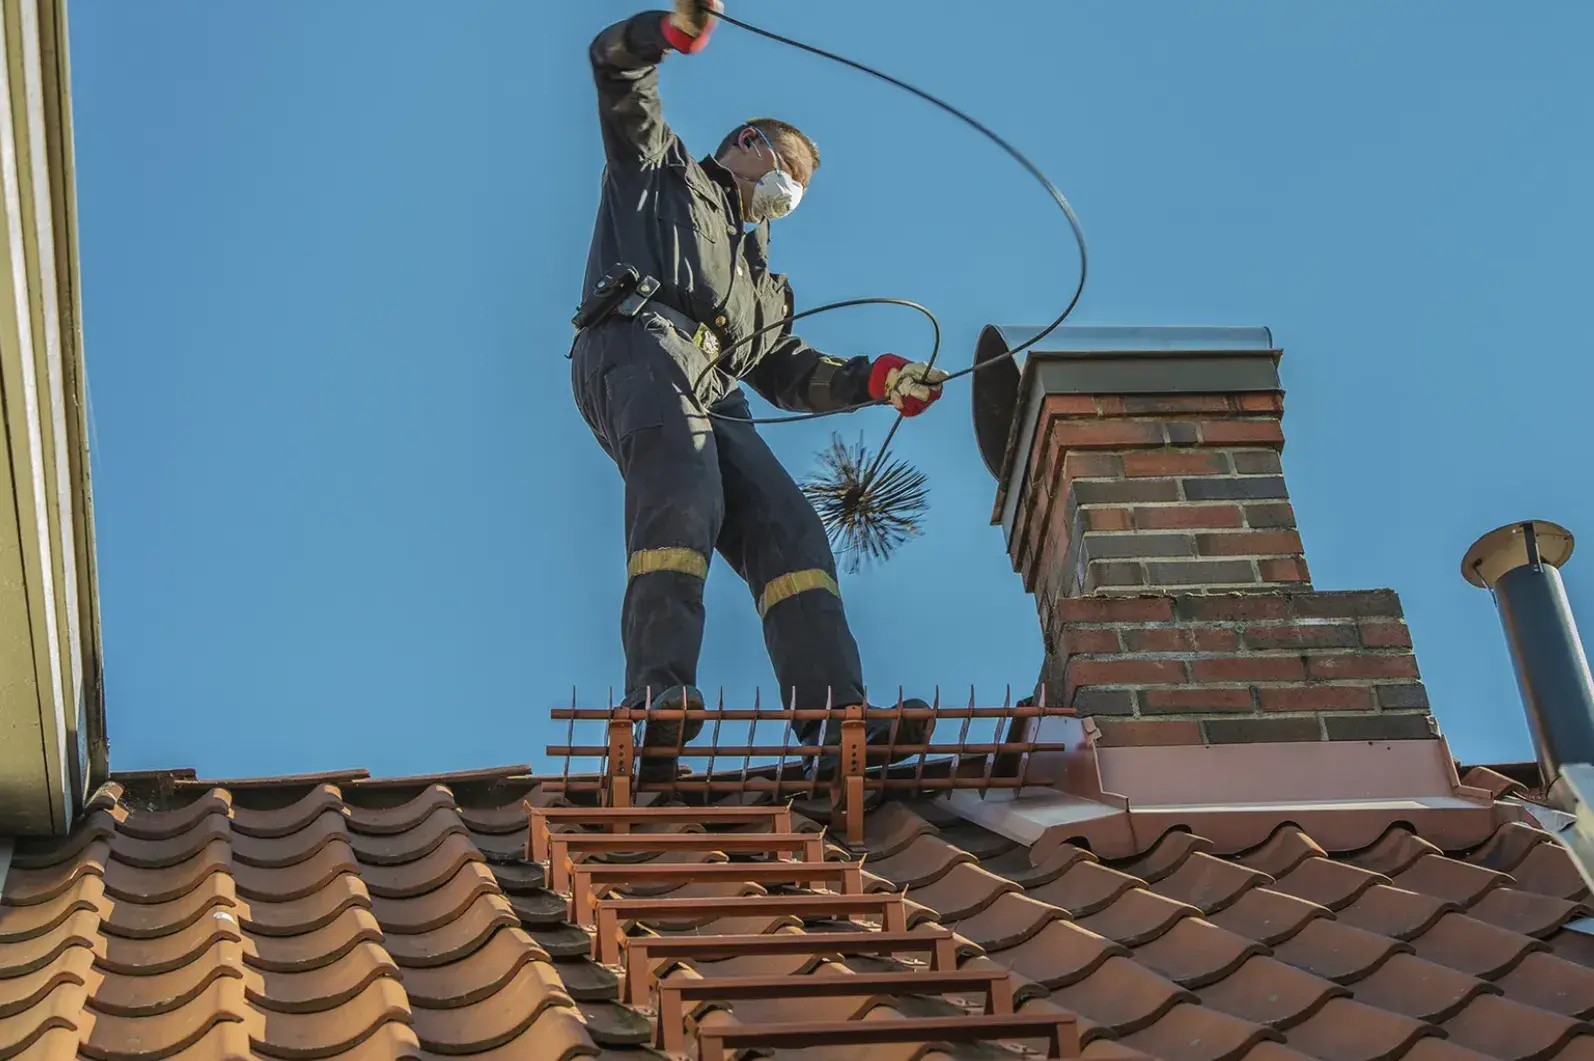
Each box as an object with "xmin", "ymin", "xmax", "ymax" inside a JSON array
[{"xmin": 603, "ymin": 361, "xmax": 666, "ymax": 446}]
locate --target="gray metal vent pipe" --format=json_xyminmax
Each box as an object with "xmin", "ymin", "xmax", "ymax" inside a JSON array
[{"xmin": 1463, "ymin": 520, "xmax": 1594, "ymax": 810}]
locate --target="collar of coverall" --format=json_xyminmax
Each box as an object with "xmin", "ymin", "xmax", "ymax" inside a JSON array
[{"xmin": 701, "ymin": 155, "xmax": 772, "ymax": 248}]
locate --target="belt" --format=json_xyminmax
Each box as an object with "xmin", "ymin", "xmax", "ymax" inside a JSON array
[{"xmin": 647, "ymin": 301, "xmax": 724, "ymax": 360}]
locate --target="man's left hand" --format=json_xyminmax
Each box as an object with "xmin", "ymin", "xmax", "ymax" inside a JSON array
[
  {"xmin": 868, "ymin": 354, "xmax": 949, "ymax": 417},
  {"xmin": 665, "ymin": 0, "xmax": 722, "ymax": 53}
]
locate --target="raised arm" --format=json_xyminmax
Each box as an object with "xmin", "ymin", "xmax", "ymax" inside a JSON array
[{"xmin": 589, "ymin": 4, "xmax": 719, "ymax": 167}]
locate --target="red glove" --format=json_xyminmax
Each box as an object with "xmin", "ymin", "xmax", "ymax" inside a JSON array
[
  {"xmin": 661, "ymin": 0, "xmax": 722, "ymax": 54},
  {"xmin": 868, "ymin": 354, "xmax": 949, "ymax": 417}
]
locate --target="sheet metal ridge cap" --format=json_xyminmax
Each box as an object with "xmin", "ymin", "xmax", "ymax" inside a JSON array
[
  {"xmin": 995, "ymin": 323, "xmax": 1277, "ymax": 354},
  {"xmin": 985, "ymin": 324, "xmax": 1281, "ymax": 542}
]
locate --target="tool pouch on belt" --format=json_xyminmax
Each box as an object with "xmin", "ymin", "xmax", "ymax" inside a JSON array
[{"xmin": 569, "ymin": 264, "xmax": 660, "ymax": 356}]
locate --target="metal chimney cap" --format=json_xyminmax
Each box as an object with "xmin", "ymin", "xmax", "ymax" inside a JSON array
[{"xmin": 1463, "ymin": 520, "xmax": 1576, "ymax": 589}]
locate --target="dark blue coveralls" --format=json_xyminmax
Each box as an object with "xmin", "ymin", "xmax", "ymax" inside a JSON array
[{"xmin": 571, "ymin": 12, "xmax": 906, "ymax": 766}]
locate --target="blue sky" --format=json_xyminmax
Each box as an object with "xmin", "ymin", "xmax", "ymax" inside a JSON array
[{"xmin": 70, "ymin": 1, "xmax": 1593, "ymax": 776}]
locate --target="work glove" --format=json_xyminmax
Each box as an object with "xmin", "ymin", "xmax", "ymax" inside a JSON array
[
  {"xmin": 868, "ymin": 354, "xmax": 949, "ymax": 417},
  {"xmin": 662, "ymin": 0, "xmax": 722, "ymax": 54}
]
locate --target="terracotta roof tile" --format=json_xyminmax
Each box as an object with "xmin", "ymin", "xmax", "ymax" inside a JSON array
[
  {"xmin": 903, "ymin": 863, "xmax": 1019, "ymax": 921},
  {"xmin": 82, "ymin": 976, "xmax": 251, "ymax": 1061},
  {"xmin": 1345, "ymin": 828, "xmax": 1446, "ymax": 878},
  {"xmin": 344, "ymin": 787, "xmax": 456, "ymax": 836},
  {"xmin": 0, "ymin": 875, "xmax": 110, "ymax": 942},
  {"xmin": 984, "ymin": 918, "xmax": 1129, "ymax": 988},
  {"xmin": 1194, "ymin": 954, "xmax": 1346, "ymax": 1029},
  {"xmin": 1130, "ymin": 917, "xmax": 1269, "ymax": 987},
  {"xmin": 1075, "ymin": 888, "xmax": 1201, "ymax": 946},
  {"xmin": 1268, "ymin": 917, "xmax": 1408, "ymax": 984},
  {"xmin": 1508, "ymin": 845, "xmax": 1592, "ymax": 902},
  {"xmin": 1119, "ymin": 832, "xmax": 1217, "ymax": 885},
  {"xmin": 230, "ymin": 785, "xmax": 345, "ymax": 839},
  {"xmin": 1205, "ymin": 885, "xmax": 1331, "ymax": 946},
  {"xmin": 0, "ymin": 944, "xmax": 97, "ymax": 1020},
  {"xmin": 90, "ymin": 938, "xmax": 244, "ymax": 1017},
  {"xmin": 1345, "ymin": 952, "xmax": 1495, "ymax": 1022},
  {"xmin": 1466, "ymin": 887, "xmax": 1592, "ymax": 939},
  {"xmin": 1028, "ymin": 861, "xmax": 1143, "ymax": 918},
  {"xmin": 1494, "ymin": 950, "xmax": 1594, "ymax": 1018},
  {"xmin": 1117, "ymin": 1001, "xmax": 1283, "ymax": 1061},
  {"xmin": 1335, "ymin": 885, "xmax": 1459, "ymax": 941},
  {"xmin": 1269, "ymin": 857, "xmax": 1386, "ymax": 912},
  {"xmin": 1149, "ymin": 852, "xmax": 1272, "ymax": 915},
  {"xmin": 1391, "ymin": 855, "xmax": 1513, "ymax": 908},
  {"xmin": 980, "ymin": 841, "xmax": 1095, "ymax": 889},
  {"xmin": 865, "ymin": 836, "xmax": 976, "ymax": 889},
  {"xmin": 1440, "ymin": 994, "xmax": 1591, "ymax": 1061},
  {"xmin": 1407, "ymin": 913, "xmax": 1545, "ymax": 979},
  {"xmin": 1283, "ymin": 996, "xmax": 1440, "ymax": 1061},
  {"xmin": 239, "ymin": 872, "xmax": 368, "ymax": 938},
  {"xmin": 1465, "ymin": 823, "xmax": 1554, "ymax": 875},
  {"xmin": 1236, "ymin": 827, "xmax": 1327, "ymax": 879},
  {"xmin": 1046, "ymin": 955, "xmax": 1196, "ymax": 1035},
  {"xmin": 245, "ymin": 940, "xmax": 400, "ymax": 1014},
  {"xmin": 10, "ymin": 770, "xmax": 1594, "ymax": 1061},
  {"xmin": 946, "ymin": 893, "xmax": 1064, "ymax": 951}
]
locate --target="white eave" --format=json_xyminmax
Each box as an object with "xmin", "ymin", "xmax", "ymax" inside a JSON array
[{"xmin": 0, "ymin": 0, "xmax": 105, "ymax": 836}]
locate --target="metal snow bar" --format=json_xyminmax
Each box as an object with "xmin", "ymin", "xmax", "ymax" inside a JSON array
[
  {"xmin": 544, "ymin": 697, "xmax": 1074, "ymax": 846},
  {"xmin": 655, "ymin": 969, "xmax": 1016, "ymax": 1053},
  {"xmin": 569, "ymin": 860, "xmax": 863, "ymax": 927},
  {"xmin": 696, "ymin": 1012, "xmax": 1079, "ymax": 1061},
  {"xmin": 623, "ymin": 927, "xmax": 959, "ymax": 1005},
  {"xmin": 546, "ymin": 831, "xmax": 826, "ymax": 893},
  {"xmin": 591, "ymin": 892, "xmax": 910, "ymax": 964},
  {"xmin": 527, "ymin": 805, "xmax": 795, "ymax": 861}
]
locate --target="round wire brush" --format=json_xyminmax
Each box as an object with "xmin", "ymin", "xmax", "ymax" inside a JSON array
[{"xmin": 801, "ymin": 429, "xmax": 928, "ymax": 574}]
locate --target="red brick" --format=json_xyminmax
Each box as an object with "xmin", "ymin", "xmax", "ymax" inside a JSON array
[
  {"xmin": 1093, "ymin": 719, "xmax": 1203, "ymax": 747},
  {"xmin": 1124, "ymin": 628, "xmax": 1195, "ymax": 653},
  {"xmin": 1066, "ymin": 659, "xmax": 1188, "ymax": 691},
  {"xmin": 1057, "ymin": 597, "xmax": 1174, "ymax": 623},
  {"xmin": 1242, "ymin": 624, "xmax": 1357, "ymax": 650},
  {"xmin": 1137, "ymin": 505, "xmax": 1245, "ymax": 530},
  {"xmin": 1174, "ymin": 596, "xmax": 1291, "ymax": 621},
  {"xmin": 1041, "ymin": 394, "xmax": 1100, "ymax": 417},
  {"xmin": 1258, "ymin": 686, "xmax": 1376, "ymax": 712},
  {"xmin": 1096, "ymin": 396, "xmax": 1128, "ymax": 416},
  {"xmin": 1142, "ymin": 687, "xmax": 1254, "ymax": 713},
  {"xmin": 1054, "ymin": 420, "xmax": 1163, "ymax": 448},
  {"xmin": 1260, "ymin": 558, "xmax": 1312, "ymax": 583},
  {"xmin": 1360, "ymin": 621, "xmax": 1413, "ymax": 649},
  {"xmin": 1065, "ymin": 627, "xmax": 1123, "ymax": 654},
  {"xmin": 1306, "ymin": 654, "xmax": 1420, "ymax": 680},
  {"xmin": 1196, "ymin": 531, "xmax": 1305, "ymax": 557},
  {"xmin": 1064, "ymin": 452, "xmax": 1124, "ymax": 479},
  {"xmin": 1121, "ymin": 451, "xmax": 1231, "ymax": 478},
  {"xmin": 1237, "ymin": 393, "xmax": 1285, "ymax": 414},
  {"xmin": 1192, "ymin": 628, "xmax": 1242, "ymax": 651},
  {"xmin": 1201, "ymin": 420, "xmax": 1285, "ymax": 445},
  {"xmin": 1088, "ymin": 507, "xmax": 1134, "ymax": 532},
  {"xmin": 1190, "ymin": 656, "xmax": 1307, "ymax": 682},
  {"xmin": 1121, "ymin": 395, "xmax": 1233, "ymax": 415}
]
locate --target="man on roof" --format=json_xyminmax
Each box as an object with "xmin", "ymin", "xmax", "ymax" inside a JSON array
[{"xmin": 569, "ymin": 1, "xmax": 948, "ymax": 780}]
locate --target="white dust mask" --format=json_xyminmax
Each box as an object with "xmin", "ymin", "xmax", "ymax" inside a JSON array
[{"xmin": 743, "ymin": 128, "xmax": 804, "ymax": 222}]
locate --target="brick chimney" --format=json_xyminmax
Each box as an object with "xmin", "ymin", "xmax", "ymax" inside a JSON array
[{"xmin": 972, "ymin": 325, "xmax": 1433, "ymax": 748}]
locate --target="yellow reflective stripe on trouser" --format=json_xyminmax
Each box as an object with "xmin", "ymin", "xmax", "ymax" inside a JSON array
[
  {"xmin": 627, "ymin": 547, "xmax": 709, "ymax": 581},
  {"xmin": 756, "ymin": 569, "xmax": 841, "ymax": 619}
]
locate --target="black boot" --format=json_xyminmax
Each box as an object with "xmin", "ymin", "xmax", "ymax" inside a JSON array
[
  {"xmin": 803, "ymin": 699, "xmax": 932, "ymax": 781},
  {"xmin": 626, "ymin": 685, "xmax": 706, "ymax": 783}
]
